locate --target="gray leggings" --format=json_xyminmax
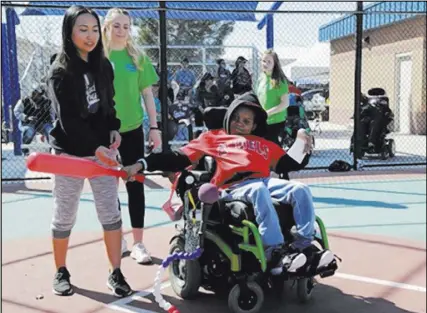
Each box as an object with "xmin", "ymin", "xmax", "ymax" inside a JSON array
[{"xmin": 51, "ymin": 173, "xmax": 122, "ymax": 239}]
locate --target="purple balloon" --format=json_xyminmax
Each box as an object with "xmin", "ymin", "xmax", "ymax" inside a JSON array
[{"xmin": 198, "ymin": 183, "xmax": 219, "ymax": 204}]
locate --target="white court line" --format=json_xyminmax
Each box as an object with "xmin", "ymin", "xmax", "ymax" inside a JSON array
[
  {"xmin": 107, "ymin": 273, "xmax": 426, "ymax": 312},
  {"xmin": 107, "ymin": 281, "xmax": 171, "ymax": 313},
  {"xmin": 335, "ymin": 273, "xmax": 426, "ymax": 293}
]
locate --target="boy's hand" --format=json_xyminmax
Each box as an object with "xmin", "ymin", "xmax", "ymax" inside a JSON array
[
  {"xmin": 296, "ymin": 129, "xmax": 313, "ymax": 154},
  {"xmin": 123, "ymin": 163, "xmax": 143, "ymax": 181}
]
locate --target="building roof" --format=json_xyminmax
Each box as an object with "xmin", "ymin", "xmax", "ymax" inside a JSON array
[
  {"xmin": 19, "ymin": 1, "xmax": 259, "ymax": 22},
  {"xmin": 319, "ymin": 1, "xmax": 426, "ymax": 42}
]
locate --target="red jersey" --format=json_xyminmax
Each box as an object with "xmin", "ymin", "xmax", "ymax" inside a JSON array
[{"xmin": 180, "ymin": 129, "xmax": 285, "ymax": 188}]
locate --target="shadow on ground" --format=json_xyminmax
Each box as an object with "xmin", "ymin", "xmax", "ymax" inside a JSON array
[
  {"xmin": 69, "ymin": 282, "xmax": 419, "ymax": 313},
  {"xmin": 140, "ymin": 283, "xmax": 415, "ymax": 313}
]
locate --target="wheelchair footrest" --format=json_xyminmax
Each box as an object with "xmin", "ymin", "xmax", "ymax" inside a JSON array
[
  {"xmin": 285, "ymin": 259, "xmax": 338, "ymax": 280},
  {"xmin": 317, "ymin": 260, "xmax": 338, "ymax": 278},
  {"xmin": 319, "ymin": 269, "xmax": 335, "ymax": 278}
]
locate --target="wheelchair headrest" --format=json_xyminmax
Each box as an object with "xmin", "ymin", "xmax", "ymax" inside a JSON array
[
  {"xmin": 202, "ymin": 106, "xmax": 228, "ymax": 130},
  {"xmin": 367, "ymin": 88, "xmax": 386, "ymax": 96}
]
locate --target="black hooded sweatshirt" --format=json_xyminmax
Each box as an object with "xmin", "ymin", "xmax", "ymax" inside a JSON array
[
  {"xmin": 139, "ymin": 92, "xmax": 307, "ymax": 176},
  {"xmin": 48, "ymin": 57, "xmax": 120, "ymax": 157}
]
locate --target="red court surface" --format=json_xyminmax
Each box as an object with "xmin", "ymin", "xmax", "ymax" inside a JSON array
[{"xmin": 2, "ymin": 169, "xmax": 426, "ymax": 313}]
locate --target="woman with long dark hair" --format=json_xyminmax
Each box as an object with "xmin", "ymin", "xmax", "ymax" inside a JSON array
[{"xmin": 47, "ymin": 5, "xmax": 132, "ymax": 297}]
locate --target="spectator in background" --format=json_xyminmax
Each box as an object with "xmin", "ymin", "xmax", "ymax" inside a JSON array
[
  {"xmin": 195, "ymin": 72, "xmax": 221, "ymax": 109},
  {"xmin": 215, "ymin": 58, "xmax": 234, "ymax": 107},
  {"xmin": 173, "ymin": 57, "xmax": 196, "ymax": 93},
  {"xmin": 215, "ymin": 58, "xmax": 231, "ymax": 92},
  {"xmin": 13, "ymin": 84, "xmax": 53, "ymax": 147},
  {"xmin": 256, "ymin": 50, "xmax": 289, "ymax": 145},
  {"xmin": 230, "ymin": 56, "xmax": 253, "ymax": 96},
  {"xmin": 193, "ymin": 72, "xmax": 221, "ymax": 137}
]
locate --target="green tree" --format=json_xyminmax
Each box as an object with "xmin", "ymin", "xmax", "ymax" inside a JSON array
[{"xmin": 136, "ymin": 19, "xmax": 234, "ymax": 65}]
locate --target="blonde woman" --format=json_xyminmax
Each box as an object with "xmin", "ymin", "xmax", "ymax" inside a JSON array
[
  {"xmin": 102, "ymin": 8, "xmax": 161, "ymax": 264},
  {"xmin": 256, "ymin": 50, "xmax": 289, "ymax": 145}
]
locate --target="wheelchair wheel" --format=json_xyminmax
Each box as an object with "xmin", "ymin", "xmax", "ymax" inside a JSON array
[
  {"xmin": 228, "ymin": 282, "xmax": 264, "ymax": 313},
  {"xmin": 168, "ymin": 237, "xmax": 202, "ymax": 299},
  {"xmin": 296, "ymin": 277, "xmax": 315, "ymax": 303}
]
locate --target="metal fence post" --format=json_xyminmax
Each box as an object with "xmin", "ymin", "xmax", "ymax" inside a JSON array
[
  {"xmin": 159, "ymin": 1, "xmax": 169, "ymax": 153},
  {"xmin": 353, "ymin": 1, "xmax": 364, "ymax": 170},
  {"xmin": 1, "ymin": 23, "xmax": 12, "ymax": 136},
  {"xmin": 6, "ymin": 8, "xmax": 22, "ymax": 156}
]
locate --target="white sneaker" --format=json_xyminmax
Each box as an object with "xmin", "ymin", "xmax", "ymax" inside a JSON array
[
  {"xmin": 121, "ymin": 237, "xmax": 128, "ymax": 256},
  {"xmin": 317, "ymin": 250, "xmax": 335, "ymax": 269},
  {"xmin": 284, "ymin": 253, "xmax": 307, "ymax": 272},
  {"xmin": 271, "ymin": 252, "xmax": 307, "ymax": 275},
  {"xmin": 130, "ymin": 243, "xmax": 152, "ymax": 264}
]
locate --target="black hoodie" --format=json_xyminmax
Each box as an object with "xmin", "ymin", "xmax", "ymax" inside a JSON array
[
  {"xmin": 48, "ymin": 57, "xmax": 120, "ymax": 157},
  {"xmin": 222, "ymin": 92, "xmax": 267, "ymax": 137}
]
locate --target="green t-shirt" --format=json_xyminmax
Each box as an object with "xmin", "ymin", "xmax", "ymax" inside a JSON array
[
  {"xmin": 109, "ymin": 49, "xmax": 159, "ymax": 133},
  {"xmin": 256, "ymin": 73, "xmax": 289, "ymax": 125}
]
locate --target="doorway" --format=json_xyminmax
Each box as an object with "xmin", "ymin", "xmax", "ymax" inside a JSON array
[{"xmin": 395, "ymin": 54, "xmax": 413, "ymax": 134}]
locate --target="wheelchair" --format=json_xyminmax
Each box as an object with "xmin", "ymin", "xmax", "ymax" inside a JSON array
[
  {"xmin": 167, "ymin": 159, "xmax": 339, "ymax": 313},
  {"xmin": 350, "ymin": 88, "xmax": 395, "ymax": 160}
]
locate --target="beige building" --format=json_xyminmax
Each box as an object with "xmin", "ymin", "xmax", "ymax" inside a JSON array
[{"xmin": 319, "ymin": 3, "xmax": 426, "ymax": 135}]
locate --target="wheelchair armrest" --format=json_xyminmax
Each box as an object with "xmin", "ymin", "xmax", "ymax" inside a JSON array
[{"xmin": 189, "ymin": 170, "xmax": 213, "ymax": 183}]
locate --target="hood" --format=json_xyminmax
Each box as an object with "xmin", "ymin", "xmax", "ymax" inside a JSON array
[
  {"xmin": 235, "ymin": 56, "xmax": 248, "ymax": 67},
  {"xmin": 223, "ymin": 92, "xmax": 267, "ymax": 137}
]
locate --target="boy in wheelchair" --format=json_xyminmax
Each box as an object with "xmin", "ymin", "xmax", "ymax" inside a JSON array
[{"xmin": 124, "ymin": 92, "xmax": 335, "ymax": 275}]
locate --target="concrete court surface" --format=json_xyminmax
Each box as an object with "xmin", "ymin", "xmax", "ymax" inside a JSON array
[{"xmin": 1, "ymin": 168, "xmax": 426, "ymax": 313}]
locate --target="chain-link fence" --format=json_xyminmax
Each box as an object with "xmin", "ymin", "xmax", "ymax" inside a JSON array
[{"xmin": 1, "ymin": 1, "xmax": 426, "ymax": 181}]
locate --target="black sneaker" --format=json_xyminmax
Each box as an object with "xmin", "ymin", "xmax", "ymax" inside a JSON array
[
  {"xmin": 267, "ymin": 245, "xmax": 307, "ymax": 275},
  {"xmin": 300, "ymin": 245, "xmax": 335, "ymax": 271},
  {"xmin": 53, "ymin": 267, "xmax": 73, "ymax": 296},
  {"xmin": 107, "ymin": 268, "xmax": 133, "ymax": 298}
]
